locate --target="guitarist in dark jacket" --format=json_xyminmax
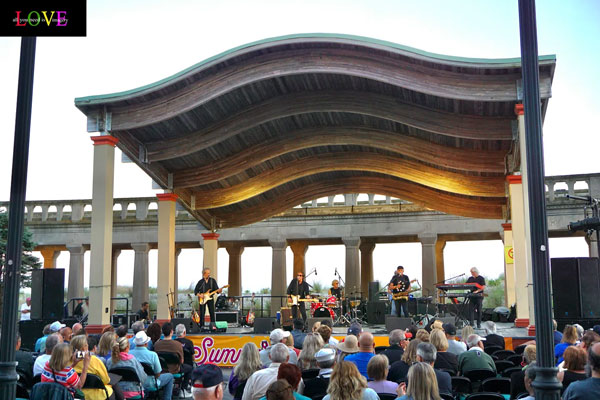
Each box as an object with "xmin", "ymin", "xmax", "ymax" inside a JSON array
[
  {"xmin": 194, "ymin": 268, "xmax": 222, "ymax": 329},
  {"xmin": 287, "ymin": 272, "xmax": 310, "ymax": 321}
]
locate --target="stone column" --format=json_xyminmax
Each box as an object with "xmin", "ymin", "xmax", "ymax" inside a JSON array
[
  {"xmin": 419, "ymin": 233, "xmax": 438, "ymax": 299},
  {"xmin": 66, "ymin": 244, "xmax": 85, "ymax": 314},
  {"xmin": 174, "ymin": 248, "xmax": 182, "ymax": 306},
  {"xmin": 88, "ymin": 135, "xmax": 118, "ymax": 332},
  {"xmin": 508, "ymin": 175, "xmax": 531, "ymax": 327},
  {"xmin": 225, "ymin": 244, "xmax": 244, "ymax": 297},
  {"xmin": 502, "ymin": 223, "xmax": 517, "ymax": 307},
  {"xmin": 270, "ymin": 239, "xmax": 287, "ymax": 316},
  {"xmin": 110, "ymin": 249, "xmax": 121, "ymax": 315},
  {"xmin": 201, "ymin": 233, "xmax": 220, "ymax": 282},
  {"xmin": 131, "ymin": 243, "xmax": 151, "ymax": 314},
  {"xmin": 359, "ymin": 242, "xmax": 375, "ymax": 299},
  {"xmin": 435, "ymin": 239, "xmax": 447, "ymax": 302},
  {"xmin": 342, "ymin": 237, "xmax": 361, "ymax": 299},
  {"xmin": 289, "ymin": 241, "xmax": 309, "ymax": 278},
  {"xmin": 40, "ymin": 246, "xmax": 61, "ymax": 269},
  {"xmin": 156, "ymin": 193, "xmax": 177, "ymax": 322}
]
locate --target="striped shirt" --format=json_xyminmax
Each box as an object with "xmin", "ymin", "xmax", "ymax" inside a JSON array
[{"xmin": 41, "ymin": 361, "xmax": 80, "ymax": 392}]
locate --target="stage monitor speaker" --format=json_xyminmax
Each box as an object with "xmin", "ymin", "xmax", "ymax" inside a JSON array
[
  {"xmin": 280, "ymin": 307, "xmax": 294, "ymax": 328},
  {"xmin": 30, "ymin": 269, "xmax": 64, "ymax": 320},
  {"xmin": 19, "ymin": 319, "xmax": 53, "ymax": 351},
  {"xmin": 254, "ymin": 317, "xmax": 279, "ymax": 333},
  {"xmin": 368, "ymin": 281, "xmax": 380, "ymax": 302},
  {"xmin": 367, "ymin": 301, "xmax": 387, "ymax": 324},
  {"xmin": 385, "ymin": 316, "xmax": 414, "ymax": 331},
  {"xmin": 171, "ymin": 317, "xmax": 200, "ymax": 333},
  {"xmin": 307, "ymin": 317, "xmax": 333, "ymax": 330},
  {"xmin": 551, "ymin": 257, "xmax": 600, "ymax": 319}
]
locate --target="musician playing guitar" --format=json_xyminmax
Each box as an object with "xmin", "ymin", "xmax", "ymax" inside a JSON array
[
  {"xmin": 389, "ymin": 266, "xmax": 412, "ymax": 318},
  {"xmin": 287, "ymin": 272, "xmax": 311, "ymax": 321},
  {"xmin": 193, "ymin": 268, "xmax": 223, "ymax": 330},
  {"xmin": 466, "ymin": 267, "xmax": 486, "ymax": 329}
]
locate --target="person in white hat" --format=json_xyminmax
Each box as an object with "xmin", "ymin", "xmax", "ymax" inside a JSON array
[
  {"xmin": 259, "ymin": 328, "xmax": 298, "ymax": 368},
  {"xmin": 129, "ymin": 331, "xmax": 175, "ymax": 399},
  {"xmin": 304, "ymin": 348, "xmax": 337, "ymax": 399}
]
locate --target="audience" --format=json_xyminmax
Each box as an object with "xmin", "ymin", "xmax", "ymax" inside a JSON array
[
  {"xmin": 347, "ymin": 323, "xmax": 363, "ymax": 338},
  {"xmin": 395, "ymin": 362, "xmax": 441, "ymax": 400},
  {"xmin": 146, "ymin": 322, "xmax": 163, "ymax": 351},
  {"xmin": 229, "ymin": 342, "xmax": 262, "ymax": 400},
  {"xmin": 287, "ymin": 334, "xmax": 300, "ymax": 357},
  {"xmin": 128, "ymin": 320, "xmax": 145, "ymax": 350},
  {"xmin": 443, "ymin": 323, "xmax": 466, "ymax": 356},
  {"xmin": 60, "ymin": 326, "xmax": 73, "ymax": 344},
  {"xmin": 553, "ymin": 319, "xmax": 563, "ymax": 346},
  {"xmin": 366, "ymin": 354, "xmax": 398, "ymax": 394},
  {"xmin": 154, "ymin": 322, "xmax": 192, "ymax": 390},
  {"xmin": 556, "ymin": 325, "xmax": 579, "ymax": 365},
  {"xmin": 175, "ymin": 323, "xmax": 196, "ymax": 367},
  {"xmin": 115, "ymin": 325, "xmax": 128, "ymax": 338},
  {"xmin": 15, "ymin": 332, "xmax": 34, "ymax": 383},
  {"xmin": 381, "ymin": 329, "xmax": 406, "ymax": 364},
  {"xmin": 458, "ymin": 334, "xmax": 496, "ymax": 375},
  {"xmin": 192, "ymin": 364, "xmax": 224, "ymax": 400},
  {"xmin": 304, "ymin": 348, "xmax": 336, "ymax": 399},
  {"xmin": 317, "ymin": 325, "xmax": 333, "ymax": 347},
  {"xmin": 70, "ymin": 334, "xmax": 115, "ymax": 400},
  {"xmin": 72, "ymin": 323, "xmax": 84, "ymax": 337},
  {"xmin": 416, "ymin": 342, "xmax": 452, "ymax": 395},
  {"xmin": 34, "ymin": 333, "xmax": 63, "ymax": 376},
  {"xmin": 34, "ymin": 324, "xmax": 52, "ymax": 353},
  {"xmin": 344, "ymin": 332, "xmax": 375, "ymax": 378},
  {"xmin": 291, "ymin": 319, "xmax": 307, "ymax": 350},
  {"xmin": 388, "ymin": 339, "xmax": 422, "ymax": 383},
  {"xmin": 415, "ymin": 329, "xmax": 430, "ymax": 343},
  {"xmin": 298, "ymin": 332, "xmax": 324, "ymax": 370},
  {"xmin": 335, "ymin": 335, "xmax": 359, "ymax": 362},
  {"xmin": 41, "ymin": 342, "xmax": 90, "ymax": 394},
  {"xmin": 260, "ymin": 328, "xmax": 298, "ymax": 368},
  {"xmin": 430, "ymin": 329, "xmax": 458, "ymax": 375},
  {"xmin": 271, "ymin": 363, "xmax": 310, "ymax": 400},
  {"xmin": 579, "ymin": 331, "xmax": 600, "ymax": 352},
  {"xmin": 129, "ymin": 330, "xmax": 175, "ymax": 400},
  {"xmin": 107, "ymin": 336, "xmax": 148, "ymax": 398},
  {"xmin": 510, "ymin": 344, "xmax": 536, "ymax": 400},
  {"xmin": 558, "ymin": 346, "xmax": 588, "ymax": 394},
  {"xmin": 461, "ymin": 326, "xmax": 474, "ymax": 346},
  {"xmin": 320, "ymin": 320, "xmax": 339, "ymax": 346},
  {"xmin": 243, "ymin": 343, "xmax": 290, "ymax": 400},
  {"xmin": 97, "ymin": 331, "xmax": 117, "ymax": 363},
  {"xmin": 520, "ymin": 361, "xmax": 537, "ymax": 400},
  {"xmin": 312, "ymin": 321, "xmax": 322, "ymax": 333},
  {"xmin": 574, "ymin": 324, "xmax": 585, "ymax": 342},
  {"xmin": 482, "ymin": 321, "xmax": 505, "ymax": 350},
  {"xmin": 322, "ymin": 361, "xmax": 378, "ymax": 400},
  {"xmin": 265, "ymin": 379, "xmax": 294, "ymax": 400},
  {"xmin": 563, "ymin": 342, "xmax": 600, "ymax": 399}
]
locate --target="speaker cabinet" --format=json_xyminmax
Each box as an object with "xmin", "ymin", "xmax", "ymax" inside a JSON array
[
  {"xmin": 385, "ymin": 316, "xmax": 415, "ymax": 331},
  {"xmin": 30, "ymin": 269, "xmax": 64, "ymax": 320},
  {"xmin": 171, "ymin": 318, "xmax": 200, "ymax": 333},
  {"xmin": 368, "ymin": 281, "xmax": 380, "ymax": 302},
  {"xmin": 254, "ymin": 317, "xmax": 279, "ymax": 333},
  {"xmin": 19, "ymin": 319, "xmax": 54, "ymax": 351},
  {"xmin": 551, "ymin": 257, "xmax": 600, "ymax": 319},
  {"xmin": 367, "ymin": 301, "xmax": 387, "ymax": 324}
]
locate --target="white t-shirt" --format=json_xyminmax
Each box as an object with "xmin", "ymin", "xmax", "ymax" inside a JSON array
[
  {"xmin": 20, "ymin": 303, "xmax": 30, "ymax": 321},
  {"xmin": 33, "ymin": 354, "xmax": 51, "ymax": 376}
]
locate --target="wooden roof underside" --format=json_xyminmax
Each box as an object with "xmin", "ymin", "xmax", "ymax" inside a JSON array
[{"xmin": 75, "ymin": 34, "xmax": 556, "ymax": 229}]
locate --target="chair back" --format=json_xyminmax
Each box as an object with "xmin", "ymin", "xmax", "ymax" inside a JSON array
[
  {"xmin": 513, "ymin": 344, "xmax": 527, "ymax": 355},
  {"xmin": 493, "ymin": 360, "xmax": 514, "ymax": 374},
  {"xmin": 464, "ymin": 369, "xmax": 496, "ymax": 382},
  {"xmin": 141, "ymin": 362, "xmax": 159, "ymax": 390},
  {"xmin": 440, "ymin": 368, "xmax": 457, "ymax": 377},
  {"xmin": 110, "ymin": 366, "xmax": 142, "ymax": 383},
  {"xmin": 376, "ymin": 394, "xmax": 397, "ymax": 400},
  {"xmin": 491, "ymin": 350, "xmax": 515, "ymax": 360},
  {"xmin": 464, "ymin": 392, "xmax": 505, "ymax": 400},
  {"xmin": 506, "ymin": 354, "xmax": 523, "ymax": 366},
  {"xmin": 481, "ymin": 377, "xmax": 511, "ymax": 394},
  {"xmin": 301, "ymin": 368, "xmax": 320, "ymax": 380},
  {"xmin": 451, "ymin": 376, "xmax": 471, "ymax": 395},
  {"xmin": 483, "ymin": 345, "xmax": 502, "ymax": 355},
  {"xmin": 32, "ymin": 374, "xmax": 42, "ymax": 386},
  {"xmin": 515, "ymin": 392, "xmax": 530, "ymax": 399},
  {"xmin": 501, "ymin": 366, "xmax": 523, "ymax": 378},
  {"xmin": 156, "ymin": 351, "xmax": 182, "ymax": 374},
  {"xmin": 82, "ymin": 373, "xmax": 110, "ymax": 399},
  {"xmin": 374, "ymin": 346, "xmax": 388, "ymax": 354},
  {"xmin": 440, "ymin": 393, "xmax": 455, "ymax": 400},
  {"xmin": 16, "ymin": 380, "xmax": 30, "ymax": 399},
  {"xmin": 30, "ymin": 382, "xmax": 73, "ymax": 400}
]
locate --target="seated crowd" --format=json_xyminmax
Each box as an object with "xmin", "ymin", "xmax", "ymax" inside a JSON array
[{"xmin": 16, "ymin": 316, "xmax": 600, "ymax": 400}]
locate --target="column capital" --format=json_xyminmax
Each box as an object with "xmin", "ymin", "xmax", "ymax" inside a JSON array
[
  {"xmin": 418, "ymin": 233, "xmax": 437, "ymax": 246},
  {"xmin": 359, "ymin": 241, "xmax": 376, "ymax": 253},
  {"xmin": 289, "ymin": 241, "xmax": 309, "ymax": 254},
  {"xmin": 131, "ymin": 242, "xmax": 151, "ymax": 253},
  {"xmin": 269, "ymin": 238, "xmax": 287, "ymax": 250},
  {"xmin": 225, "ymin": 243, "xmax": 245, "ymax": 256},
  {"xmin": 157, "ymin": 193, "xmax": 179, "ymax": 202},
  {"xmin": 514, "ymin": 103, "xmax": 524, "ymax": 116},
  {"xmin": 502, "ymin": 223, "xmax": 513, "ymax": 231},
  {"xmin": 91, "ymin": 135, "xmax": 119, "ymax": 147},
  {"xmin": 66, "ymin": 243, "xmax": 86, "ymax": 254},
  {"xmin": 112, "ymin": 248, "xmax": 122, "ymax": 257},
  {"xmin": 342, "ymin": 237, "xmax": 361, "ymax": 248},
  {"xmin": 201, "ymin": 232, "xmax": 220, "ymax": 240},
  {"xmin": 507, "ymin": 175, "xmax": 522, "ymax": 185},
  {"xmin": 175, "ymin": 248, "xmax": 183, "ymax": 256}
]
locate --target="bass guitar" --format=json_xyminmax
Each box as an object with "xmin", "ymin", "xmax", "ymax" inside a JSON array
[{"xmin": 197, "ymin": 285, "xmax": 230, "ymax": 305}]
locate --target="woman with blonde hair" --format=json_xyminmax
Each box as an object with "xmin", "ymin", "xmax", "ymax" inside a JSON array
[
  {"xmin": 298, "ymin": 332, "xmax": 324, "ymax": 370},
  {"xmin": 41, "ymin": 342, "xmax": 90, "ymax": 395},
  {"xmin": 228, "ymin": 342, "xmax": 262, "ymax": 400},
  {"xmin": 71, "ymin": 335, "xmax": 115, "ymax": 400},
  {"xmin": 415, "ymin": 329, "xmax": 430, "ymax": 342},
  {"xmin": 96, "ymin": 331, "xmax": 117, "ymax": 363},
  {"xmin": 396, "ymin": 362, "xmax": 441, "ymax": 400},
  {"xmin": 366, "ymin": 354, "xmax": 398, "ymax": 394},
  {"xmin": 430, "ymin": 329, "xmax": 458, "ymax": 374},
  {"xmin": 461, "ymin": 325, "xmax": 474, "ymax": 345},
  {"xmin": 555, "ymin": 325, "xmax": 578, "ymax": 365},
  {"xmin": 312, "ymin": 321, "xmax": 322, "ymax": 333},
  {"xmin": 387, "ymin": 339, "xmax": 422, "ymax": 383},
  {"xmin": 318, "ymin": 325, "xmax": 333, "ymax": 346},
  {"xmin": 106, "ymin": 336, "xmax": 147, "ymax": 398},
  {"xmin": 323, "ymin": 361, "xmax": 378, "ymax": 400}
]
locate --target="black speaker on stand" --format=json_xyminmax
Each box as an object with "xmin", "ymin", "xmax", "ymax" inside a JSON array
[
  {"xmin": 30, "ymin": 269, "xmax": 64, "ymax": 320},
  {"xmin": 367, "ymin": 301, "xmax": 386, "ymax": 324},
  {"xmin": 368, "ymin": 281, "xmax": 380, "ymax": 302},
  {"xmin": 551, "ymin": 257, "xmax": 600, "ymax": 320}
]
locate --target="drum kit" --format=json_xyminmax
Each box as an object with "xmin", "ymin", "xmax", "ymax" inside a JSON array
[{"xmin": 308, "ymin": 295, "xmax": 361, "ymax": 326}]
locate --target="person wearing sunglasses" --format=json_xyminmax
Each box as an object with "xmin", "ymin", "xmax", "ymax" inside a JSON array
[{"xmin": 287, "ymin": 273, "xmax": 311, "ymax": 322}]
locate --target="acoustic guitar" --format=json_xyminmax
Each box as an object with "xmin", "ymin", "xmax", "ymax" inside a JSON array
[{"xmin": 197, "ymin": 285, "xmax": 230, "ymax": 305}]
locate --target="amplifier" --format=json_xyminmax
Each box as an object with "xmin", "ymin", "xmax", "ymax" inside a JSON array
[{"xmin": 216, "ymin": 311, "xmax": 239, "ymax": 326}]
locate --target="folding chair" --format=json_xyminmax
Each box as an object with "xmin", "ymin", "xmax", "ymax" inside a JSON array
[
  {"xmin": 82, "ymin": 373, "xmax": 110, "ymax": 399},
  {"xmin": 30, "ymin": 382, "xmax": 73, "ymax": 400},
  {"xmin": 141, "ymin": 362, "xmax": 160, "ymax": 400},
  {"xmin": 464, "ymin": 393, "xmax": 505, "ymax": 400},
  {"xmin": 484, "ymin": 345, "xmax": 503, "ymax": 355},
  {"xmin": 110, "ymin": 366, "xmax": 145, "ymax": 400},
  {"xmin": 493, "ymin": 360, "xmax": 514, "ymax": 374},
  {"xmin": 463, "ymin": 369, "xmax": 496, "ymax": 392},
  {"xmin": 452, "ymin": 376, "xmax": 472, "ymax": 399},
  {"xmin": 157, "ymin": 352, "xmax": 184, "ymax": 398},
  {"xmin": 506, "ymin": 354, "xmax": 523, "ymax": 366},
  {"xmin": 480, "ymin": 377, "xmax": 510, "ymax": 394},
  {"xmin": 491, "ymin": 350, "xmax": 515, "ymax": 360},
  {"xmin": 501, "ymin": 366, "xmax": 523, "ymax": 378}
]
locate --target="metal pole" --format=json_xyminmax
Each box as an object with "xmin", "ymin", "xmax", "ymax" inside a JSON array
[
  {"xmin": 517, "ymin": 0, "xmax": 561, "ymax": 398},
  {"xmin": 0, "ymin": 37, "xmax": 36, "ymax": 399}
]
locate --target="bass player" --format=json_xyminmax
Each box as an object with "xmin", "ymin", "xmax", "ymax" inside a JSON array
[
  {"xmin": 287, "ymin": 272, "xmax": 311, "ymax": 322},
  {"xmin": 194, "ymin": 267, "xmax": 223, "ymax": 330}
]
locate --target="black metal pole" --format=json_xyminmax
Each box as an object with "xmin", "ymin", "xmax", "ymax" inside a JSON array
[
  {"xmin": 517, "ymin": 1, "xmax": 561, "ymax": 398},
  {"xmin": 0, "ymin": 37, "xmax": 36, "ymax": 399}
]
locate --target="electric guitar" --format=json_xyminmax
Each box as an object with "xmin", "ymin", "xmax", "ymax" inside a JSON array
[
  {"xmin": 197, "ymin": 285, "xmax": 230, "ymax": 305},
  {"xmin": 246, "ymin": 293, "xmax": 255, "ymax": 326},
  {"xmin": 287, "ymin": 294, "xmax": 319, "ymax": 306}
]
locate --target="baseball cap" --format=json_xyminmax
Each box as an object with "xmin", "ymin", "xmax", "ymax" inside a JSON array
[
  {"xmin": 270, "ymin": 328, "xmax": 290, "ymax": 343},
  {"xmin": 347, "ymin": 322, "xmax": 362, "ymax": 337},
  {"xmin": 134, "ymin": 331, "xmax": 151, "ymax": 346},
  {"xmin": 191, "ymin": 364, "xmax": 223, "ymax": 388},
  {"xmin": 315, "ymin": 348, "xmax": 336, "ymax": 362},
  {"xmin": 50, "ymin": 321, "xmax": 66, "ymax": 332},
  {"xmin": 442, "ymin": 323, "xmax": 457, "ymax": 336}
]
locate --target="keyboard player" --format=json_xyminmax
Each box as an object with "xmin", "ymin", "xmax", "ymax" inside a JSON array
[{"xmin": 466, "ymin": 267, "xmax": 486, "ymax": 329}]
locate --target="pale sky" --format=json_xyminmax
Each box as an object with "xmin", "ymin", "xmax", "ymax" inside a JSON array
[{"xmin": 1, "ymin": 0, "xmax": 598, "ymax": 292}]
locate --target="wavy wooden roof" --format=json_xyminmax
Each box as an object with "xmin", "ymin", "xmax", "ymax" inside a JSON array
[{"xmin": 75, "ymin": 33, "xmax": 556, "ymax": 229}]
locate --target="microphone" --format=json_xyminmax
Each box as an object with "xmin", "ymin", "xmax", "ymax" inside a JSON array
[{"xmin": 315, "ymin": 268, "xmax": 318, "ymax": 276}]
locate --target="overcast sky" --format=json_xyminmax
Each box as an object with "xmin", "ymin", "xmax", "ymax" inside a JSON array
[{"xmin": 1, "ymin": 0, "xmax": 598, "ymax": 293}]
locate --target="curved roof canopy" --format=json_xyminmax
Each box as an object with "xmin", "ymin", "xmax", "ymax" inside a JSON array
[{"xmin": 75, "ymin": 33, "xmax": 556, "ymax": 228}]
